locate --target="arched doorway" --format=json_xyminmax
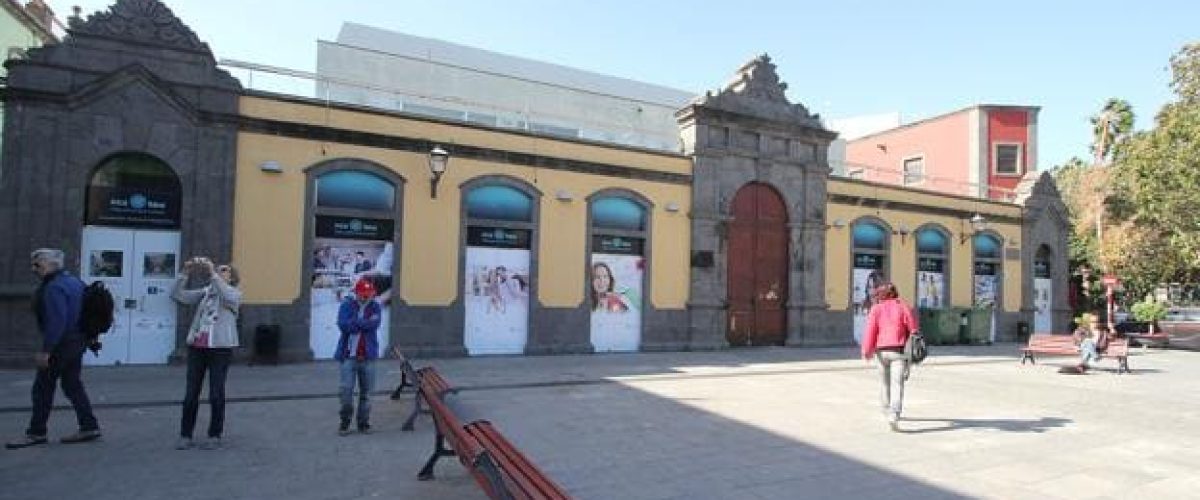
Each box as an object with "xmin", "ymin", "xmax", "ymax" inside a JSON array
[
  {"xmin": 727, "ymin": 182, "xmax": 788, "ymax": 346},
  {"xmin": 851, "ymin": 219, "xmax": 890, "ymax": 344},
  {"xmin": 308, "ymin": 167, "xmax": 399, "ymax": 360},
  {"xmin": 1034, "ymin": 245, "xmax": 1053, "ymax": 333},
  {"xmin": 915, "ymin": 225, "xmax": 949, "ymax": 310},
  {"xmin": 588, "ymin": 193, "xmax": 649, "ymax": 352},
  {"xmin": 462, "ymin": 180, "xmax": 537, "ymax": 355},
  {"xmin": 81, "ymin": 152, "xmax": 183, "ymax": 365},
  {"xmin": 973, "ymin": 233, "xmax": 1004, "ymax": 342}
]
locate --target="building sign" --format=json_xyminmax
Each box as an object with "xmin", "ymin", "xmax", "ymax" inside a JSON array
[
  {"xmin": 974, "ymin": 262, "xmax": 998, "ymax": 276},
  {"xmin": 919, "ymin": 257, "xmax": 945, "ymax": 273},
  {"xmin": 854, "ymin": 253, "xmax": 885, "ymax": 270},
  {"xmin": 467, "ymin": 227, "xmax": 531, "ymax": 249},
  {"xmin": 593, "ymin": 235, "xmax": 644, "ymax": 256},
  {"xmin": 85, "ymin": 186, "xmax": 181, "ymax": 229},
  {"xmin": 315, "ymin": 216, "xmax": 393, "ymax": 241}
]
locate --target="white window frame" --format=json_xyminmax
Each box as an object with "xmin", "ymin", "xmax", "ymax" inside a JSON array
[
  {"xmin": 902, "ymin": 155, "xmax": 925, "ymax": 186},
  {"xmin": 992, "ymin": 142, "xmax": 1024, "ymax": 176}
]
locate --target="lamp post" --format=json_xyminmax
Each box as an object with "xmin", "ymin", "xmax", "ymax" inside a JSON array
[
  {"xmin": 959, "ymin": 213, "xmax": 987, "ymax": 244},
  {"xmin": 428, "ymin": 146, "xmax": 449, "ymax": 198}
]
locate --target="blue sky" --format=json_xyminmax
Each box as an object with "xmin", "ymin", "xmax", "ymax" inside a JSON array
[{"xmin": 49, "ymin": 0, "xmax": 1197, "ymax": 169}]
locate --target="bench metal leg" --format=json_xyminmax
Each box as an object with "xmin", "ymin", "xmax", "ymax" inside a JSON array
[
  {"xmin": 1118, "ymin": 356, "xmax": 1129, "ymax": 374},
  {"xmin": 390, "ymin": 364, "xmax": 415, "ymax": 400},
  {"xmin": 1020, "ymin": 352, "xmax": 1035, "ymax": 365},
  {"xmin": 417, "ymin": 432, "xmax": 457, "ymax": 481},
  {"xmin": 402, "ymin": 388, "xmax": 427, "ymax": 432}
]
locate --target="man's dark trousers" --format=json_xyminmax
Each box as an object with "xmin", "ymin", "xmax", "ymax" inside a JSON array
[{"xmin": 27, "ymin": 337, "xmax": 99, "ymax": 436}]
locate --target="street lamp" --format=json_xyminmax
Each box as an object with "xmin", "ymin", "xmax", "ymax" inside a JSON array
[
  {"xmin": 428, "ymin": 146, "xmax": 449, "ymax": 198},
  {"xmin": 959, "ymin": 213, "xmax": 987, "ymax": 244}
]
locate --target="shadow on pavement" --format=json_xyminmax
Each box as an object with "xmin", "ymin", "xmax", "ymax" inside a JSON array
[{"xmin": 897, "ymin": 416, "xmax": 1071, "ymax": 435}]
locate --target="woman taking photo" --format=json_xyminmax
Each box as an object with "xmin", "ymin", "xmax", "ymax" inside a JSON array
[{"xmin": 171, "ymin": 257, "xmax": 241, "ymax": 450}]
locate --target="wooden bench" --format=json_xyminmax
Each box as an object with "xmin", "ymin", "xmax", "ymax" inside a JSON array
[
  {"xmin": 389, "ymin": 347, "xmax": 419, "ymax": 400},
  {"xmin": 416, "ymin": 368, "xmax": 572, "ymax": 499},
  {"xmin": 403, "ymin": 366, "xmax": 458, "ymax": 431},
  {"xmin": 1020, "ymin": 333, "xmax": 1130, "ymax": 374},
  {"xmin": 465, "ymin": 421, "xmax": 572, "ymax": 500}
]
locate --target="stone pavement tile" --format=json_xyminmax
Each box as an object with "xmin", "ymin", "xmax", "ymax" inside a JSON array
[{"xmin": 1027, "ymin": 471, "xmax": 1127, "ymax": 500}]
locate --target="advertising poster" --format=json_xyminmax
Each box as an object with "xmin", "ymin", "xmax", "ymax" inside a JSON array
[
  {"xmin": 917, "ymin": 257, "xmax": 945, "ymax": 309},
  {"xmin": 464, "ymin": 227, "xmax": 531, "ymax": 355},
  {"xmin": 852, "ymin": 254, "xmax": 885, "ymax": 345},
  {"xmin": 310, "ymin": 216, "xmax": 393, "ymax": 360},
  {"xmin": 589, "ymin": 244, "xmax": 644, "ymax": 352},
  {"xmin": 973, "ymin": 276, "xmax": 998, "ymax": 308},
  {"xmin": 1034, "ymin": 278, "xmax": 1052, "ymax": 333}
]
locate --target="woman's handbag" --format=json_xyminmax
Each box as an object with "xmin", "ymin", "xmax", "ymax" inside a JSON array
[{"xmin": 904, "ymin": 331, "xmax": 928, "ymax": 365}]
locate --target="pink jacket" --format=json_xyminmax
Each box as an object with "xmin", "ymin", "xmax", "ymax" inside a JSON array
[{"xmin": 861, "ymin": 298, "xmax": 919, "ymax": 358}]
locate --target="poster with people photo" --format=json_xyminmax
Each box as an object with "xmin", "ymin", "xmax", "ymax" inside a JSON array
[
  {"xmin": 589, "ymin": 254, "xmax": 643, "ymax": 352},
  {"xmin": 1034, "ymin": 278, "xmax": 1052, "ymax": 333},
  {"xmin": 852, "ymin": 265, "xmax": 884, "ymax": 345},
  {"xmin": 917, "ymin": 271, "xmax": 944, "ymax": 309},
  {"xmin": 973, "ymin": 275, "xmax": 998, "ymax": 308},
  {"xmin": 309, "ymin": 216, "xmax": 394, "ymax": 360},
  {"xmin": 464, "ymin": 247, "xmax": 530, "ymax": 355}
]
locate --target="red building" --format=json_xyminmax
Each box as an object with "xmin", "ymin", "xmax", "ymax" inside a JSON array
[{"xmin": 842, "ymin": 105, "xmax": 1039, "ymax": 201}]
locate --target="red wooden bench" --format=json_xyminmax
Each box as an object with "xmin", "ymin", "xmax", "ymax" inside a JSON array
[
  {"xmin": 1020, "ymin": 333, "xmax": 1130, "ymax": 374},
  {"xmin": 402, "ymin": 366, "xmax": 457, "ymax": 431},
  {"xmin": 466, "ymin": 421, "xmax": 571, "ymax": 500},
  {"xmin": 415, "ymin": 367, "xmax": 572, "ymax": 499}
]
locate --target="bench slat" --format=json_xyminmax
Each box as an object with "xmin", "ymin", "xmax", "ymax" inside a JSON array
[{"xmin": 467, "ymin": 421, "xmax": 571, "ymax": 500}]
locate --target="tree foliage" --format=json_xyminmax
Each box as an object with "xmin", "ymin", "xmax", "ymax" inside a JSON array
[{"xmin": 1104, "ymin": 43, "xmax": 1200, "ymax": 300}]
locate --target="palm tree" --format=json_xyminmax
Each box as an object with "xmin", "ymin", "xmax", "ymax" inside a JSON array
[{"xmin": 1090, "ymin": 98, "xmax": 1135, "ymax": 165}]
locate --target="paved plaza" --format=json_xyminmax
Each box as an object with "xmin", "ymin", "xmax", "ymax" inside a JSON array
[{"xmin": 1, "ymin": 344, "xmax": 1198, "ymax": 499}]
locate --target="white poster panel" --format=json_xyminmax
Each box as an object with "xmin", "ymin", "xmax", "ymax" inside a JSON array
[
  {"xmin": 852, "ymin": 268, "xmax": 884, "ymax": 345},
  {"xmin": 1034, "ymin": 278, "xmax": 1052, "ymax": 333},
  {"xmin": 310, "ymin": 240, "xmax": 391, "ymax": 360},
  {"xmin": 973, "ymin": 275, "xmax": 998, "ymax": 308},
  {"xmin": 464, "ymin": 247, "xmax": 530, "ymax": 355},
  {"xmin": 589, "ymin": 254, "xmax": 643, "ymax": 352},
  {"xmin": 917, "ymin": 271, "xmax": 945, "ymax": 309}
]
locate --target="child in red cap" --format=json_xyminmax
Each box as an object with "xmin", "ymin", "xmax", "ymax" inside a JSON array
[{"xmin": 335, "ymin": 278, "xmax": 382, "ymax": 435}]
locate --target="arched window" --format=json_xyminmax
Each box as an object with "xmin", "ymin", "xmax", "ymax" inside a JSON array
[
  {"xmin": 308, "ymin": 165, "xmax": 401, "ymax": 361},
  {"xmin": 316, "ymin": 170, "xmax": 395, "ymax": 212},
  {"xmin": 1034, "ymin": 245, "xmax": 1052, "ymax": 279},
  {"xmin": 915, "ymin": 226, "xmax": 949, "ymax": 309},
  {"xmin": 851, "ymin": 220, "xmax": 890, "ymax": 343},
  {"xmin": 588, "ymin": 194, "xmax": 649, "ymax": 353},
  {"xmin": 972, "ymin": 233, "xmax": 1003, "ymax": 308},
  {"xmin": 465, "ymin": 185, "xmax": 534, "ymax": 222},
  {"xmin": 462, "ymin": 181, "xmax": 538, "ymax": 356},
  {"xmin": 85, "ymin": 153, "xmax": 182, "ymax": 229}
]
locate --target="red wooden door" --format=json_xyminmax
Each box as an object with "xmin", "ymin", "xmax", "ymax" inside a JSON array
[{"xmin": 727, "ymin": 183, "xmax": 789, "ymax": 346}]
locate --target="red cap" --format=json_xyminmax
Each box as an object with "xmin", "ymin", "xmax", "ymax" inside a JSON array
[{"xmin": 354, "ymin": 278, "xmax": 376, "ymax": 299}]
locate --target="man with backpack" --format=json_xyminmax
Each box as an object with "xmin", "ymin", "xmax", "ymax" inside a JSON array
[{"xmin": 6, "ymin": 249, "xmax": 102, "ymax": 449}]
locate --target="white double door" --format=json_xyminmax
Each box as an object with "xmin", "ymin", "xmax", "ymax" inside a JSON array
[{"xmin": 81, "ymin": 226, "xmax": 180, "ymax": 365}]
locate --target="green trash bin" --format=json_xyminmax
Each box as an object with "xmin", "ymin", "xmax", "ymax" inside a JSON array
[
  {"xmin": 918, "ymin": 308, "xmax": 940, "ymax": 343},
  {"xmin": 966, "ymin": 307, "xmax": 993, "ymax": 344}
]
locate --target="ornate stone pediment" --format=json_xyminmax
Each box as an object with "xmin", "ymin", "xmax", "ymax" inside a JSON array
[
  {"xmin": 68, "ymin": 0, "xmax": 209, "ymax": 53},
  {"xmin": 690, "ymin": 54, "xmax": 823, "ymax": 128},
  {"xmin": 1014, "ymin": 171, "xmax": 1062, "ymax": 203}
]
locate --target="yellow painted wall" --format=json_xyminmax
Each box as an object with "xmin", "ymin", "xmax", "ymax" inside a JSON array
[
  {"xmin": 232, "ymin": 96, "xmax": 692, "ymax": 310},
  {"xmin": 825, "ymin": 179, "xmax": 1023, "ymax": 312}
]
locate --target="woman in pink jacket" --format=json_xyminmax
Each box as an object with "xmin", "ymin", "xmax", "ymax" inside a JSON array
[{"xmin": 861, "ymin": 282, "xmax": 919, "ymax": 431}]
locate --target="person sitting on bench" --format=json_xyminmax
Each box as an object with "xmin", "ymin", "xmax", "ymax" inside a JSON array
[{"xmin": 1073, "ymin": 313, "xmax": 1109, "ymax": 373}]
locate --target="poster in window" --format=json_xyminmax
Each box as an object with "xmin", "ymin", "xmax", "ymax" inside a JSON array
[
  {"xmin": 464, "ymin": 247, "xmax": 530, "ymax": 355},
  {"xmin": 852, "ymin": 256, "xmax": 885, "ymax": 345},
  {"xmin": 309, "ymin": 224, "xmax": 393, "ymax": 360},
  {"xmin": 589, "ymin": 254, "xmax": 643, "ymax": 352},
  {"xmin": 973, "ymin": 275, "xmax": 998, "ymax": 308},
  {"xmin": 917, "ymin": 271, "xmax": 945, "ymax": 309},
  {"xmin": 1034, "ymin": 278, "xmax": 1052, "ymax": 333}
]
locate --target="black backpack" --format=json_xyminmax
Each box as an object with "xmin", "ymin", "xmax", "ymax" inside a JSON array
[{"xmin": 81, "ymin": 281, "xmax": 116, "ymax": 354}]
